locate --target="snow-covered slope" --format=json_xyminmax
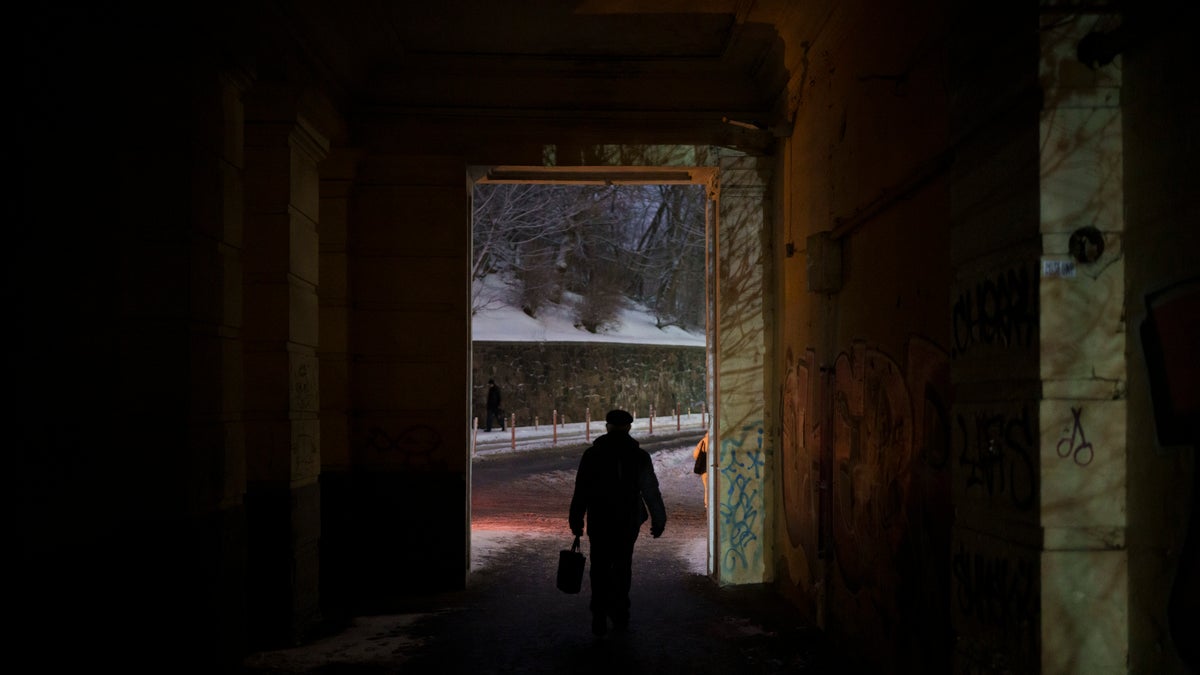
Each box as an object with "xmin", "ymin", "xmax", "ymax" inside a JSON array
[{"xmin": 471, "ymin": 274, "xmax": 704, "ymax": 346}]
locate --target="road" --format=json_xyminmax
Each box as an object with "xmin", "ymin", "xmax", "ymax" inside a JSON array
[{"xmin": 470, "ymin": 433, "xmax": 710, "ymax": 573}]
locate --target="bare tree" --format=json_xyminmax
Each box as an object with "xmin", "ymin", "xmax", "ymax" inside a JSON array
[
  {"xmin": 472, "ymin": 182, "xmax": 707, "ymax": 332},
  {"xmin": 623, "ymin": 185, "xmax": 706, "ymax": 331},
  {"xmin": 574, "ymin": 259, "xmax": 626, "ymax": 333}
]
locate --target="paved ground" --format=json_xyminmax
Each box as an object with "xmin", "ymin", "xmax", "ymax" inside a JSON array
[{"xmin": 242, "ymin": 438, "xmax": 840, "ymax": 674}]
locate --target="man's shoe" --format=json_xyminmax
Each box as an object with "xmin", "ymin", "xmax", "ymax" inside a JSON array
[{"xmin": 591, "ymin": 614, "xmax": 607, "ymax": 636}]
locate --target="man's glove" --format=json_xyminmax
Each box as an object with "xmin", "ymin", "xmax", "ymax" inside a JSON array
[
  {"xmin": 651, "ymin": 525, "xmax": 664, "ymax": 538},
  {"xmin": 571, "ymin": 527, "xmax": 583, "ymax": 537}
]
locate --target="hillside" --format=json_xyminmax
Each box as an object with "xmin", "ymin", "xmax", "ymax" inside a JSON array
[{"xmin": 471, "ymin": 273, "xmax": 705, "ymax": 347}]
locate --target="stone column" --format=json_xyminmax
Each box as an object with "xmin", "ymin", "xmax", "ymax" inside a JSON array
[
  {"xmin": 347, "ymin": 154, "xmax": 471, "ymax": 606},
  {"xmin": 1037, "ymin": 12, "xmax": 1127, "ymax": 673},
  {"xmin": 243, "ymin": 89, "xmax": 329, "ymax": 646},
  {"xmin": 713, "ymin": 151, "xmax": 774, "ymax": 585},
  {"xmin": 316, "ymin": 147, "xmax": 359, "ymax": 620},
  {"xmin": 949, "ymin": 9, "xmax": 1129, "ymax": 672}
]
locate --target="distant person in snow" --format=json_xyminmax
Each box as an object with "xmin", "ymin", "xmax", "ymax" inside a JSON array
[
  {"xmin": 485, "ymin": 379, "xmax": 505, "ymax": 432},
  {"xmin": 569, "ymin": 409, "xmax": 667, "ymax": 637}
]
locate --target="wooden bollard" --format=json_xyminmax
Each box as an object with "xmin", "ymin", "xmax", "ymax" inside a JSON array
[{"xmin": 553, "ymin": 409, "xmax": 558, "ymax": 446}]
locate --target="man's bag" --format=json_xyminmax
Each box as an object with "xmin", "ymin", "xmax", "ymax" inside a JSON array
[{"xmin": 556, "ymin": 536, "xmax": 585, "ymax": 594}]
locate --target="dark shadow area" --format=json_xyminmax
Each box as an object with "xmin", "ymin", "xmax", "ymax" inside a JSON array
[
  {"xmin": 246, "ymin": 442, "xmax": 832, "ymax": 673},
  {"xmin": 395, "ymin": 532, "xmax": 831, "ymax": 675}
]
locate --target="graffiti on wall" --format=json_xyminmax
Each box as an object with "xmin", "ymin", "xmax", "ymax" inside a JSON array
[
  {"xmin": 1055, "ymin": 406, "xmax": 1095, "ymax": 467},
  {"xmin": 719, "ymin": 422, "xmax": 765, "ymax": 575},
  {"xmin": 952, "ymin": 540, "xmax": 1039, "ymax": 668},
  {"xmin": 956, "ymin": 404, "xmax": 1037, "ymax": 511},
  {"xmin": 292, "ymin": 360, "xmax": 317, "ymax": 411},
  {"xmin": 830, "ymin": 343, "xmax": 914, "ymax": 586},
  {"xmin": 366, "ymin": 425, "xmax": 446, "ymax": 471},
  {"xmin": 779, "ymin": 337, "xmax": 952, "ymax": 664},
  {"xmin": 782, "ymin": 348, "xmax": 821, "ymax": 585},
  {"xmin": 952, "ymin": 265, "xmax": 1038, "ymax": 358}
]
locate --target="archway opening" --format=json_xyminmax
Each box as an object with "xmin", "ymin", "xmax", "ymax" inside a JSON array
[{"xmin": 467, "ymin": 165, "xmax": 716, "ymax": 582}]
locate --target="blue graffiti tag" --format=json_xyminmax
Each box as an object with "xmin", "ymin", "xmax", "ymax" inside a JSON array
[{"xmin": 719, "ymin": 423, "xmax": 765, "ymax": 572}]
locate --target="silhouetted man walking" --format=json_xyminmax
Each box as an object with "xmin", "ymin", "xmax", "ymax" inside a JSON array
[{"xmin": 569, "ymin": 409, "xmax": 667, "ymax": 636}]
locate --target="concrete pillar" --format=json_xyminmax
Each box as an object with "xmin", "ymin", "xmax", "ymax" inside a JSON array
[
  {"xmin": 1037, "ymin": 12, "xmax": 1127, "ymax": 673},
  {"xmin": 316, "ymin": 147, "xmax": 359, "ymax": 620},
  {"xmin": 713, "ymin": 151, "xmax": 774, "ymax": 585},
  {"xmin": 243, "ymin": 89, "xmax": 329, "ymax": 646},
  {"xmin": 950, "ymin": 10, "xmax": 1129, "ymax": 673},
  {"xmin": 318, "ymin": 148, "xmax": 359, "ymax": 475},
  {"xmin": 347, "ymin": 154, "xmax": 471, "ymax": 606}
]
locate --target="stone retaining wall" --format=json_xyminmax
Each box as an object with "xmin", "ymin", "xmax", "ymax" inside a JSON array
[{"xmin": 472, "ymin": 341, "xmax": 706, "ymax": 426}]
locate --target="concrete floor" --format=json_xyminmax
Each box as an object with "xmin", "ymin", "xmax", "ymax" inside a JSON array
[{"xmin": 241, "ymin": 531, "xmax": 836, "ymax": 674}]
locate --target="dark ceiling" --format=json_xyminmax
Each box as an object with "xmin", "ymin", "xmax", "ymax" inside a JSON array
[{"xmin": 267, "ymin": 0, "xmax": 793, "ymax": 125}]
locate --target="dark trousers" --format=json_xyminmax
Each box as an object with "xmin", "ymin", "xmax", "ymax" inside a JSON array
[
  {"xmin": 486, "ymin": 408, "xmax": 504, "ymax": 431},
  {"xmin": 588, "ymin": 529, "xmax": 639, "ymax": 620}
]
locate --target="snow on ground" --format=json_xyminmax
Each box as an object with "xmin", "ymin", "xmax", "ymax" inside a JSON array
[
  {"xmin": 472, "ymin": 273, "xmax": 705, "ymax": 346},
  {"xmin": 469, "ymin": 274, "xmax": 710, "ymax": 579},
  {"xmin": 470, "ymin": 271, "xmax": 708, "ymax": 461},
  {"xmin": 471, "ymin": 413, "xmax": 708, "ymax": 458}
]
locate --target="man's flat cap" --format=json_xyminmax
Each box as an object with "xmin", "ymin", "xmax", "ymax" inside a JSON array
[{"xmin": 605, "ymin": 409, "xmax": 634, "ymax": 425}]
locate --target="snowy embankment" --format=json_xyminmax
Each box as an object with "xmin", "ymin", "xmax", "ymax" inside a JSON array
[{"xmin": 471, "ymin": 273, "xmax": 704, "ymax": 347}]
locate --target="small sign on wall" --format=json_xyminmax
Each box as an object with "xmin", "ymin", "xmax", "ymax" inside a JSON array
[{"xmin": 1041, "ymin": 257, "xmax": 1077, "ymax": 279}]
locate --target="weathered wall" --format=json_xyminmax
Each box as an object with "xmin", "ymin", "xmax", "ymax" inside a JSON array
[
  {"xmin": 772, "ymin": 1, "xmax": 954, "ymax": 672},
  {"xmin": 774, "ymin": 3, "xmax": 1198, "ymax": 672},
  {"xmin": 16, "ymin": 3, "xmax": 1197, "ymax": 673},
  {"xmin": 472, "ymin": 341, "xmax": 706, "ymax": 426}
]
